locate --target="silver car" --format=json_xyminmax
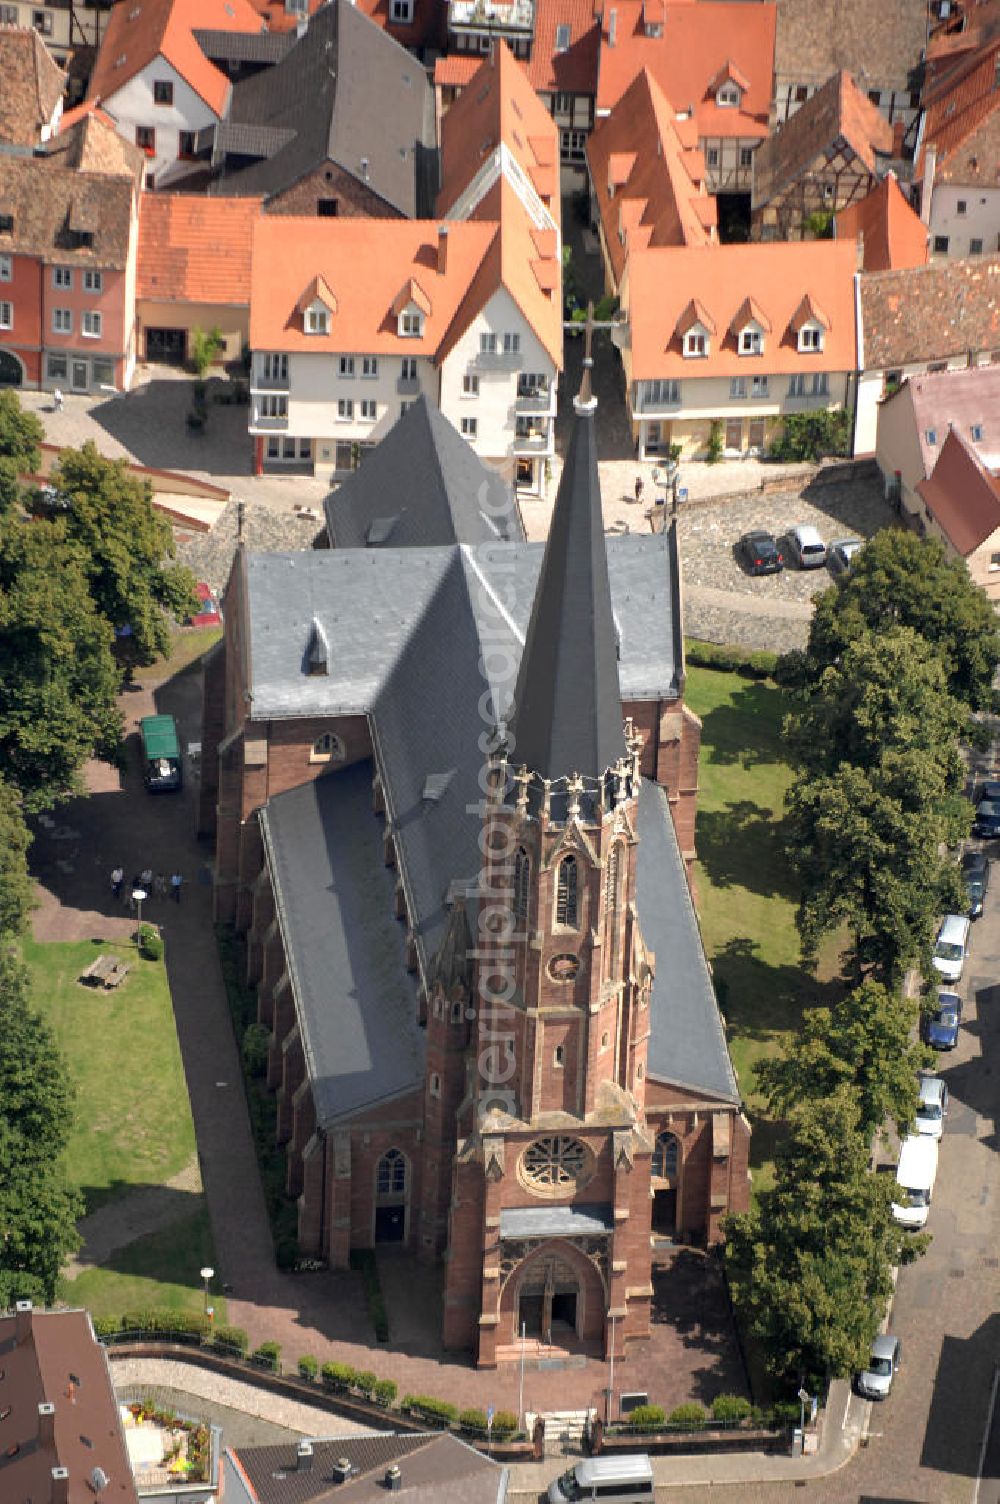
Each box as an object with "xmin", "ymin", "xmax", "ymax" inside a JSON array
[{"xmin": 856, "ymin": 1333, "xmax": 902, "ymax": 1399}]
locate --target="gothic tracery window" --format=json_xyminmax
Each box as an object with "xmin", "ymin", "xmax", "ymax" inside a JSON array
[
  {"xmin": 652, "ymin": 1132, "xmax": 680, "ymax": 1182},
  {"xmin": 376, "ymin": 1148, "xmax": 407, "ymax": 1197},
  {"xmin": 603, "ymin": 843, "xmax": 622, "ymax": 978},
  {"xmin": 514, "ymin": 846, "xmax": 529, "ymax": 923},
  {"xmin": 520, "ymin": 1135, "xmax": 590, "ymax": 1192},
  {"xmin": 555, "ymin": 855, "xmax": 578, "ymax": 928}
]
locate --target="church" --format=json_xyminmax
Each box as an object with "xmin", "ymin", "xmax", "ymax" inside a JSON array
[{"xmin": 199, "ymin": 369, "xmax": 750, "ymax": 1368}]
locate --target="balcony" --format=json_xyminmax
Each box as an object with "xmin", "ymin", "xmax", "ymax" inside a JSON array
[
  {"xmin": 513, "ymin": 426, "xmax": 550, "ymax": 454},
  {"xmin": 252, "ymin": 414, "xmax": 289, "ymax": 431},
  {"xmin": 449, "ymin": 0, "xmax": 534, "ymax": 34},
  {"xmin": 634, "ymin": 390, "xmax": 681, "ymax": 414},
  {"xmin": 396, "ymin": 374, "xmax": 421, "ymax": 395},
  {"xmin": 475, "ymin": 350, "xmax": 523, "ymax": 372},
  {"xmin": 254, "ymin": 372, "xmax": 289, "ymax": 391},
  {"xmin": 515, "ymin": 384, "xmax": 555, "ymax": 413}
]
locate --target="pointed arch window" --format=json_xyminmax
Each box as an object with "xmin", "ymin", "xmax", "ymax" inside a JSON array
[
  {"xmin": 514, "ymin": 847, "xmax": 530, "ymax": 924},
  {"xmin": 376, "ymin": 1148, "xmax": 407, "ymax": 1197},
  {"xmin": 555, "ymin": 855, "xmax": 578, "ymax": 928},
  {"xmin": 652, "ymin": 1132, "xmax": 680, "ymax": 1182},
  {"xmin": 603, "ymin": 842, "xmax": 623, "ymax": 979}
]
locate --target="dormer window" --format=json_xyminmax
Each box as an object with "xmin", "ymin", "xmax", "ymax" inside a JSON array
[
  {"xmin": 685, "ymin": 329, "xmax": 708, "ymax": 357},
  {"xmin": 798, "ymin": 323, "xmax": 823, "ymax": 353},
  {"xmin": 739, "ymin": 326, "xmax": 764, "ymax": 355},
  {"xmin": 555, "ymin": 22, "xmax": 570, "ymax": 50},
  {"xmin": 305, "ymin": 305, "xmax": 329, "ymax": 335},
  {"xmin": 716, "ymin": 81, "xmax": 742, "ymax": 107},
  {"xmin": 399, "ymin": 310, "xmax": 423, "ymax": 337}
]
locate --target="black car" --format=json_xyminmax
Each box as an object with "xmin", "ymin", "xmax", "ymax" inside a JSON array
[
  {"xmin": 973, "ymin": 778, "xmax": 1000, "ymax": 806},
  {"xmin": 736, "ymin": 530, "xmax": 784, "ymax": 575},
  {"xmin": 962, "ymin": 850, "xmax": 990, "ymax": 917},
  {"xmin": 973, "ymin": 799, "xmax": 1000, "ymax": 838}
]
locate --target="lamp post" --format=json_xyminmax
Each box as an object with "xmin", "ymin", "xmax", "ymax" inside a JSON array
[
  {"xmin": 131, "ymin": 887, "xmax": 147, "ymax": 945},
  {"xmin": 200, "ymin": 1265, "xmax": 214, "ymax": 1315},
  {"xmin": 517, "ymin": 1319, "xmax": 527, "ymax": 1433},
  {"xmin": 797, "ymin": 1385, "xmax": 811, "ymax": 1442},
  {"xmin": 606, "ymin": 1310, "xmax": 617, "ymax": 1424}
]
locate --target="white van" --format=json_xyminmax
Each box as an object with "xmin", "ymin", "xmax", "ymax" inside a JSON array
[
  {"xmin": 891, "ymin": 1134, "xmax": 938, "ymax": 1228},
  {"xmin": 932, "ymin": 913, "xmax": 970, "ymax": 983},
  {"xmin": 548, "ymin": 1454, "xmax": 655, "ymax": 1502}
]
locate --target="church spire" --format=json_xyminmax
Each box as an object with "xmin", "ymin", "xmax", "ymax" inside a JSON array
[{"xmin": 507, "ymin": 308, "xmax": 626, "ymax": 783}]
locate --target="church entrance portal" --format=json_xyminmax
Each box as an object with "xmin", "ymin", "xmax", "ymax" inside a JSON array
[
  {"xmin": 515, "ymin": 1256, "xmax": 581, "ymax": 1344},
  {"xmin": 653, "ymin": 1188, "xmax": 677, "ymax": 1236}
]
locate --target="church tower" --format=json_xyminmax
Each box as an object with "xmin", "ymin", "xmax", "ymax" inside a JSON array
[{"xmin": 442, "ymin": 347, "xmax": 656, "ymax": 1366}]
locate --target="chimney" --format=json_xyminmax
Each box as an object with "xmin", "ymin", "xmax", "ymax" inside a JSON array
[
  {"xmin": 50, "ymin": 1466, "xmax": 69, "ymax": 1504},
  {"xmin": 296, "ymin": 1441, "xmax": 313, "ymax": 1471},
  {"xmin": 14, "ymin": 1299, "xmax": 32, "ymax": 1345},
  {"xmin": 331, "ymin": 1457, "xmax": 353, "ymax": 1484},
  {"xmin": 608, "ymin": 7, "xmax": 617, "ymax": 45},
  {"xmin": 38, "ymin": 1402, "xmax": 57, "ymax": 1448},
  {"xmin": 385, "ymin": 1464, "xmax": 402, "ymax": 1492},
  {"xmin": 437, "ymin": 224, "xmax": 449, "ymax": 275}
]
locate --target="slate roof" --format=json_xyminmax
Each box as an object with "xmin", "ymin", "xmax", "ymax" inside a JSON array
[
  {"xmin": 193, "ymin": 27, "xmax": 293, "ymax": 65},
  {"xmin": 508, "ymin": 393, "xmax": 626, "ymax": 782},
  {"xmin": 773, "ymin": 0, "xmax": 928, "ymax": 91},
  {"xmin": 834, "ymin": 174, "xmax": 928, "ymax": 271},
  {"xmin": 324, "ymin": 397, "xmax": 523, "ymax": 549},
  {"xmin": 752, "ymin": 71, "xmax": 893, "ymax": 210},
  {"xmin": 859, "ymin": 255, "xmax": 1000, "ymax": 369},
  {"xmin": 917, "ymin": 426, "xmax": 1000, "ymax": 553},
  {"xmin": 636, "ymin": 779, "xmax": 739, "ymax": 1102},
  {"xmin": 500, "ymin": 1204, "xmax": 614, "ymax": 1237},
  {"xmin": 0, "ymin": 25, "xmax": 66, "ymax": 147},
  {"xmin": 213, "ymin": 0, "xmax": 437, "ymax": 216},
  {"xmin": 260, "ymin": 761, "xmax": 424, "ymax": 1127},
  {"xmin": 228, "ymin": 1433, "xmax": 505, "ymax": 1504}
]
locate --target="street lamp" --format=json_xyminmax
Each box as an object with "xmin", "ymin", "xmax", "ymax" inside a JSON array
[
  {"xmin": 797, "ymin": 1385, "xmax": 811, "ymax": 1441},
  {"xmin": 131, "ymin": 887, "xmax": 147, "ymax": 944},
  {"xmin": 200, "ymin": 1265, "xmax": 214, "ymax": 1315},
  {"xmin": 606, "ymin": 1310, "xmax": 617, "ymax": 1424}
]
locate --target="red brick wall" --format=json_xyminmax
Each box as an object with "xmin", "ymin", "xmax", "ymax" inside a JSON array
[{"xmin": 265, "ymin": 163, "xmax": 404, "ymax": 219}]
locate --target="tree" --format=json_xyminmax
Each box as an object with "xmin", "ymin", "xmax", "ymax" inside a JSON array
[
  {"xmin": 0, "ymin": 389, "xmax": 43, "ymax": 520},
  {"xmin": 189, "ymin": 324, "xmax": 224, "ymax": 378},
  {"xmin": 724, "ymin": 1089, "xmax": 922, "ymax": 1387},
  {"xmin": 0, "ymin": 778, "xmax": 33, "ymax": 939},
  {"xmin": 0, "ymin": 947, "xmax": 81, "ymax": 1305},
  {"xmin": 789, "ymin": 530, "xmax": 1000, "ymax": 713},
  {"xmin": 41, "ymin": 442, "xmax": 197, "ymax": 664},
  {"xmin": 756, "ymin": 980, "xmax": 932, "ymax": 1141},
  {"xmin": 0, "ymin": 517, "xmax": 122, "ymax": 810}
]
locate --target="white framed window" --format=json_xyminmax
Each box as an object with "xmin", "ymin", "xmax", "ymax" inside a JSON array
[
  {"xmin": 730, "ymin": 377, "xmax": 747, "ymax": 399},
  {"xmin": 553, "ymin": 92, "xmax": 572, "ymax": 113},
  {"xmin": 83, "ymin": 269, "xmax": 103, "ymax": 293},
  {"xmin": 751, "ymin": 375, "xmax": 769, "ymax": 397},
  {"xmin": 461, "ymin": 416, "xmax": 478, "ymax": 438},
  {"xmin": 717, "ymin": 81, "xmax": 741, "ymax": 107},
  {"xmin": 0, "ymin": 301, "xmax": 11, "ymax": 330},
  {"xmin": 362, "ymin": 355, "xmax": 378, "ymax": 378},
  {"xmin": 53, "ymin": 266, "xmax": 72, "ymax": 290},
  {"xmin": 0, "ymin": 253, "xmax": 9, "ymax": 281},
  {"xmin": 305, "ymin": 307, "xmax": 328, "ymax": 334},
  {"xmin": 262, "ymin": 352, "xmax": 288, "ymax": 382},
  {"xmin": 739, "ymin": 328, "xmax": 763, "ymax": 355},
  {"xmin": 400, "ymin": 356, "xmax": 417, "ymax": 382},
  {"xmin": 33, "ymin": 9, "xmax": 53, "ymax": 35},
  {"xmin": 643, "ymin": 378, "xmax": 679, "ymax": 405},
  {"xmin": 339, "ymin": 355, "xmax": 355, "ymax": 377},
  {"xmin": 259, "ymin": 394, "xmax": 287, "ymax": 418},
  {"xmin": 971, "ymin": 423, "xmax": 984, "ymax": 442},
  {"xmin": 684, "ymin": 331, "xmax": 707, "ymax": 357},
  {"xmin": 360, "ymin": 398, "xmax": 377, "ymax": 420},
  {"xmin": 740, "ymin": 145, "xmax": 754, "ymax": 168},
  {"xmin": 798, "ymin": 324, "xmax": 823, "ymax": 352},
  {"xmin": 399, "ymin": 311, "xmax": 422, "ymax": 336},
  {"xmin": 462, "ymin": 373, "xmax": 479, "ymax": 396},
  {"xmin": 811, "ymin": 372, "xmax": 829, "ymax": 396},
  {"xmin": 480, "ymin": 332, "xmax": 497, "ymax": 354},
  {"xmin": 502, "ymin": 332, "xmax": 520, "ymax": 354},
  {"xmin": 788, "ymin": 373, "xmax": 806, "ymax": 397},
  {"xmin": 83, "ymin": 310, "xmax": 102, "ymax": 338},
  {"xmin": 555, "ymin": 22, "xmax": 570, "ymax": 50},
  {"xmin": 706, "ymin": 146, "xmax": 720, "ymax": 167},
  {"xmin": 561, "ymin": 129, "xmax": 587, "ymax": 161},
  {"xmin": 391, "ymin": 0, "xmax": 413, "ymax": 18},
  {"xmin": 337, "ymin": 398, "xmax": 354, "ymax": 420},
  {"xmin": 53, "ymin": 307, "xmax": 72, "ymax": 334}
]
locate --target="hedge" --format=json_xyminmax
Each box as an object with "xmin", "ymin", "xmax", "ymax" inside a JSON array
[
  {"xmin": 373, "ymin": 1379, "xmax": 397, "ymax": 1408},
  {"xmin": 120, "ymin": 1310, "xmax": 211, "ymax": 1338},
  {"xmin": 402, "ymin": 1395, "xmax": 458, "ymax": 1428},
  {"xmin": 321, "ymin": 1361, "xmax": 356, "ymax": 1392},
  {"xmin": 250, "ymin": 1341, "xmax": 282, "ymax": 1371},
  {"xmin": 210, "ymin": 1324, "xmax": 249, "ymax": 1355},
  {"xmin": 684, "ymin": 639, "xmax": 778, "ymax": 680},
  {"xmin": 711, "ymin": 1394, "xmax": 752, "ymax": 1423},
  {"xmin": 297, "ymin": 1355, "xmax": 319, "ymax": 1381},
  {"xmin": 668, "ymin": 1403, "xmax": 708, "ymax": 1430},
  {"xmin": 625, "ymin": 1404, "xmax": 666, "ymax": 1432}
]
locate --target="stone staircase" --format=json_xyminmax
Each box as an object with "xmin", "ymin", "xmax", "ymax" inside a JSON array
[{"xmin": 539, "ymin": 1409, "xmax": 595, "ymax": 1450}]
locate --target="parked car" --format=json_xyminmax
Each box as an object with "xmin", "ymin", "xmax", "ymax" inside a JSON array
[
  {"xmin": 188, "ymin": 581, "xmax": 222, "ymax": 628},
  {"xmin": 855, "ymin": 1333, "xmax": 902, "ymax": 1399},
  {"xmin": 892, "ymin": 1134, "xmax": 938, "ymax": 1228},
  {"xmin": 736, "ymin": 530, "xmax": 784, "ymax": 575},
  {"xmin": 973, "ymin": 800, "xmax": 1000, "ymax": 838},
  {"xmin": 914, "ymin": 1075, "xmax": 948, "ymax": 1139},
  {"xmin": 931, "ymin": 913, "xmax": 970, "ymax": 982},
  {"xmin": 922, "ymin": 990, "xmax": 963, "ymax": 1050},
  {"xmin": 962, "ymin": 850, "xmax": 990, "ymax": 918},
  {"xmin": 828, "ymin": 538, "xmax": 861, "ymax": 575},
  {"xmin": 786, "ymin": 524, "xmax": 827, "ymax": 568}
]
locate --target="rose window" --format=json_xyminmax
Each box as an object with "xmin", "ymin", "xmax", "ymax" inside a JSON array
[{"xmin": 520, "ymin": 1135, "xmax": 590, "ymax": 1192}]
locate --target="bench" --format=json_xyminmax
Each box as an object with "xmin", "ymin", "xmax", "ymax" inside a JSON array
[{"xmin": 80, "ymin": 954, "xmax": 131, "ymax": 989}]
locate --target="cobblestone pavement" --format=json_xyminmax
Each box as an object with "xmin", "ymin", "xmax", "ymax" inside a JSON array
[{"xmin": 110, "ymin": 1360, "xmax": 375, "ymax": 1440}]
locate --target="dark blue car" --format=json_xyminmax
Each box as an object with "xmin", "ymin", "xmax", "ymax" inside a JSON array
[
  {"xmin": 922, "ymin": 991, "xmax": 962, "ymax": 1050},
  {"xmin": 973, "ymin": 800, "xmax": 1000, "ymax": 838}
]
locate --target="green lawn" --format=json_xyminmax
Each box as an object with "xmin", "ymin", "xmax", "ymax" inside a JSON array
[
  {"xmin": 22, "ymin": 936, "xmax": 196, "ymax": 1212},
  {"xmin": 58, "ymin": 1205, "xmax": 224, "ymax": 1321},
  {"xmin": 685, "ymin": 667, "xmax": 844, "ymax": 1186}
]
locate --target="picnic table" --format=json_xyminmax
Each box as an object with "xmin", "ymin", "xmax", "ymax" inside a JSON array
[{"xmin": 80, "ymin": 954, "xmax": 131, "ymax": 990}]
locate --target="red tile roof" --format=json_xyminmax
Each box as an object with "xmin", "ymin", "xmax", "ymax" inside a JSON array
[
  {"xmin": 352, "ymin": 0, "xmax": 447, "ymax": 52},
  {"xmin": 138, "ymin": 194, "xmax": 262, "ymax": 304},
  {"xmin": 625, "ymin": 239, "xmax": 858, "ymax": 379},
  {"xmin": 918, "ymin": 425, "xmax": 1000, "ymax": 554},
  {"xmin": 249, "ymin": 216, "xmax": 498, "ymax": 355},
  {"xmin": 89, "ymin": 0, "xmax": 263, "ymax": 117},
  {"xmin": 835, "ymin": 174, "xmax": 928, "ymax": 272},
  {"xmin": 436, "ymin": 54, "xmax": 480, "ymax": 89},
  {"xmin": 595, "ymin": 0, "xmax": 776, "ymax": 138},
  {"xmin": 525, "ymin": 0, "xmax": 601, "ymax": 96},
  {"xmin": 859, "ymin": 256, "xmax": 1000, "ymax": 370},
  {"xmin": 248, "ymin": 0, "xmax": 326, "ymax": 30},
  {"xmin": 919, "ymin": 32, "xmax": 1000, "ymax": 183},
  {"xmin": 587, "ymin": 67, "xmax": 716, "ymax": 285}
]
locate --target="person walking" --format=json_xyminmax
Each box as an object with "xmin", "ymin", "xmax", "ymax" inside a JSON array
[
  {"xmin": 154, "ymin": 872, "xmax": 167, "ymax": 900},
  {"xmin": 110, "ymin": 866, "xmax": 124, "ymax": 902},
  {"xmin": 53, "ymin": 388, "xmax": 64, "ymax": 413},
  {"xmin": 170, "ymin": 870, "xmax": 183, "ymax": 904},
  {"xmin": 634, "ymin": 475, "xmax": 644, "ymax": 504}
]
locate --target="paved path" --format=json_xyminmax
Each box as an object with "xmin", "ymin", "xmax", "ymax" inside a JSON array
[{"xmin": 64, "ymin": 1156, "xmax": 203, "ymax": 1280}]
